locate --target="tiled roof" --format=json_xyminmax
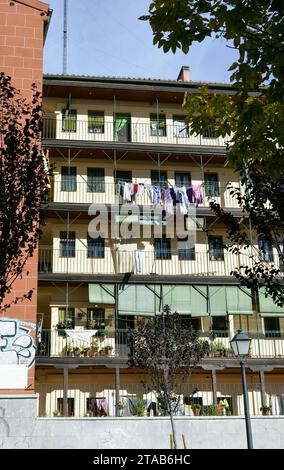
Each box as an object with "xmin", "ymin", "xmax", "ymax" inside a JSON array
[{"xmin": 43, "ymin": 73, "xmax": 233, "ymax": 88}]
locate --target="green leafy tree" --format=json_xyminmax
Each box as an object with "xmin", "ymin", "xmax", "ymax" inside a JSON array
[
  {"xmin": 141, "ymin": 1, "xmax": 284, "ymax": 304},
  {"xmin": 140, "ymin": 0, "xmax": 284, "ymax": 177},
  {"xmin": 128, "ymin": 306, "xmax": 209, "ymax": 448},
  {"xmin": 0, "ymin": 73, "xmax": 46, "ymax": 311}
]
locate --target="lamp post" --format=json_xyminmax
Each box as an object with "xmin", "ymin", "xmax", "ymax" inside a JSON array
[{"xmin": 230, "ymin": 329, "xmax": 253, "ymax": 449}]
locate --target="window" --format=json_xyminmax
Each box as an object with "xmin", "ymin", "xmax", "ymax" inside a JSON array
[
  {"xmin": 114, "ymin": 113, "xmax": 131, "ymax": 142},
  {"xmin": 150, "ymin": 114, "xmax": 166, "ymax": 137},
  {"xmin": 151, "ymin": 170, "xmax": 167, "ymax": 187},
  {"xmin": 57, "ymin": 398, "xmax": 74, "ymax": 417},
  {"xmin": 88, "ymin": 111, "xmax": 104, "ymax": 133},
  {"xmin": 178, "ymin": 238, "xmax": 195, "ymax": 260},
  {"xmin": 60, "ymin": 231, "xmax": 75, "ymax": 257},
  {"xmin": 87, "ymin": 235, "xmax": 105, "ymax": 258},
  {"xmin": 115, "ymin": 170, "xmax": 132, "ymax": 197},
  {"xmin": 258, "ymin": 237, "xmax": 273, "ymax": 262},
  {"xmin": 204, "ymin": 173, "xmax": 219, "ymax": 197},
  {"xmin": 86, "ymin": 397, "xmax": 107, "ymax": 417},
  {"xmin": 209, "ymin": 236, "xmax": 224, "ymax": 261},
  {"xmin": 264, "ymin": 317, "xmax": 281, "ymax": 338},
  {"xmin": 175, "ymin": 172, "xmax": 191, "ymax": 187},
  {"xmin": 62, "ymin": 109, "xmax": 77, "ymax": 132},
  {"xmin": 154, "ymin": 237, "xmax": 171, "ymax": 260},
  {"xmin": 203, "ymin": 126, "xmax": 217, "ymax": 139},
  {"xmin": 87, "ymin": 168, "xmax": 105, "ymax": 193},
  {"xmin": 180, "ymin": 316, "xmax": 201, "ymax": 331},
  {"xmin": 87, "ymin": 308, "xmax": 105, "ymax": 330},
  {"xmin": 173, "ymin": 115, "xmax": 188, "ymax": 137},
  {"xmin": 61, "ymin": 166, "xmax": 77, "ymax": 192},
  {"xmin": 58, "ymin": 307, "xmax": 75, "ymax": 329},
  {"xmin": 212, "ymin": 316, "xmax": 228, "ymax": 337}
]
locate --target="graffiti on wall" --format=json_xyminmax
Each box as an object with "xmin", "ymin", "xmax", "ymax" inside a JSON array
[{"xmin": 0, "ymin": 318, "xmax": 36, "ymax": 368}]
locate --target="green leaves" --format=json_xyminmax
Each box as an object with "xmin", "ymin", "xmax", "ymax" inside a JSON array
[{"xmin": 0, "ymin": 73, "xmax": 45, "ymax": 310}]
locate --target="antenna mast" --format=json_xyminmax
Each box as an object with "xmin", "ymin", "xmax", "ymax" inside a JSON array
[{"xmin": 63, "ymin": 0, "xmax": 68, "ymax": 74}]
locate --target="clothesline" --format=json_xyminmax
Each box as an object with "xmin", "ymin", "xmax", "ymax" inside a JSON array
[{"xmin": 117, "ymin": 181, "xmax": 204, "ymax": 213}]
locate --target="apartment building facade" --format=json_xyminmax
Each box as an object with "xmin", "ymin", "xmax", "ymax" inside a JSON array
[{"xmin": 36, "ymin": 68, "xmax": 284, "ymax": 419}]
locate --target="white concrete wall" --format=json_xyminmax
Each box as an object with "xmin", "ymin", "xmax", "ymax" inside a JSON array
[{"xmin": 0, "ymin": 396, "xmax": 284, "ymax": 449}]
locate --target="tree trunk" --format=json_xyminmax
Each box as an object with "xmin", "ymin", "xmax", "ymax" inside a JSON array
[{"xmin": 169, "ymin": 409, "xmax": 177, "ymax": 449}]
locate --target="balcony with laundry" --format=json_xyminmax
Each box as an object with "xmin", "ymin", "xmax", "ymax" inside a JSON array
[
  {"xmin": 38, "ymin": 230, "xmax": 284, "ymax": 278},
  {"xmin": 44, "ymin": 167, "xmax": 242, "ymax": 211},
  {"xmin": 42, "ymin": 111, "xmax": 229, "ymax": 149}
]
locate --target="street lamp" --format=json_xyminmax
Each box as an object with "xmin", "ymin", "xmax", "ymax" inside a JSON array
[{"xmin": 230, "ymin": 329, "xmax": 253, "ymax": 449}]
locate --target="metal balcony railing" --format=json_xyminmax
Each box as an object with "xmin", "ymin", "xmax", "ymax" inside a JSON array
[
  {"xmin": 38, "ymin": 248, "xmax": 262, "ymax": 277},
  {"xmin": 43, "ymin": 118, "xmax": 228, "ymax": 147},
  {"xmin": 36, "ymin": 328, "xmax": 284, "ymax": 359},
  {"xmin": 36, "ymin": 379, "xmax": 284, "ymax": 418},
  {"xmin": 44, "ymin": 180, "xmax": 242, "ymax": 209}
]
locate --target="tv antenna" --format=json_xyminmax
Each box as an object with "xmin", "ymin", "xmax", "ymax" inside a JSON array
[{"xmin": 63, "ymin": 0, "xmax": 68, "ymax": 74}]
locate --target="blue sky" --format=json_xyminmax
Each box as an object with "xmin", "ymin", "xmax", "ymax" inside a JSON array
[{"xmin": 44, "ymin": 0, "xmax": 237, "ymax": 83}]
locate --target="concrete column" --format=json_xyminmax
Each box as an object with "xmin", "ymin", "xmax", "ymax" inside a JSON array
[
  {"xmin": 211, "ymin": 369, "xmax": 218, "ymax": 405},
  {"xmin": 115, "ymin": 366, "xmax": 120, "ymax": 417},
  {"xmin": 259, "ymin": 370, "xmax": 267, "ymax": 408},
  {"xmin": 63, "ymin": 367, "xmax": 69, "ymax": 417}
]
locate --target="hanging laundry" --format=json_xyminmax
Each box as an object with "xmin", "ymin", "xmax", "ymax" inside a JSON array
[
  {"xmin": 191, "ymin": 184, "xmax": 203, "ymax": 206},
  {"xmin": 152, "ymin": 185, "xmax": 161, "ymax": 205},
  {"xmin": 123, "ymin": 182, "xmax": 134, "ymax": 202},
  {"xmin": 133, "ymin": 183, "xmax": 139, "ymax": 194},
  {"xmin": 135, "ymin": 250, "xmax": 144, "ymax": 273},
  {"xmin": 179, "ymin": 186, "xmax": 189, "ymax": 214},
  {"xmin": 162, "ymin": 188, "xmax": 174, "ymax": 215}
]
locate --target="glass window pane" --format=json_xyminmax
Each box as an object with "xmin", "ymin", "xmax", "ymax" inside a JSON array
[
  {"xmin": 87, "ymin": 235, "xmax": 105, "ymax": 258},
  {"xmin": 150, "ymin": 114, "xmax": 166, "ymax": 137},
  {"xmin": 87, "ymin": 168, "xmax": 105, "ymax": 192},
  {"xmin": 61, "ymin": 166, "xmax": 77, "ymax": 191},
  {"xmin": 154, "ymin": 238, "xmax": 171, "ymax": 259},
  {"xmin": 209, "ymin": 236, "xmax": 224, "ymax": 261},
  {"xmin": 60, "ymin": 231, "xmax": 75, "ymax": 257},
  {"xmin": 175, "ymin": 172, "xmax": 191, "ymax": 187},
  {"xmin": 204, "ymin": 173, "xmax": 219, "ymax": 197},
  {"xmin": 173, "ymin": 115, "xmax": 188, "ymax": 137},
  {"xmin": 151, "ymin": 170, "xmax": 167, "ymax": 186},
  {"xmin": 62, "ymin": 109, "xmax": 77, "ymax": 132},
  {"xmin": 88, "ymin": 111, "xmax": 104, "ymax": 133}
]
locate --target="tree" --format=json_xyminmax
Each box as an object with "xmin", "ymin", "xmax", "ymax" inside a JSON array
[
  {"xmin": 210, "ymin": 163, "xmax": 284, "ymax": 306},
  {"xmin": 141, "ymin": 1, "xmax": 284, "ymax": 304},
  {"xmin": 0, "ymin": 73, "xmax": 46, "ymax": 311},
  {"xmin": 128, "ymin": 306, "xmax": 209, "ymax": 448},
  {"xmin": 140, "ymin": 0, "xmax": 284, "ymax": 178}
]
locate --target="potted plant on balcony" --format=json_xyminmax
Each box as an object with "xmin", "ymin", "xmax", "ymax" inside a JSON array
[
  {"xmin": 192, "ymin": 404, "xmax": 201, "ymax": 416},
  {"xmin": 104, "ymin": 345, "xmax": 113, "ymax": 356},
  {"xmin": 56, "ymin": 319, "xmax": 74, "ymax": 337},
  {"xmin": 260, "ymin": 405, "xmax": 272, "ymax": 416}
]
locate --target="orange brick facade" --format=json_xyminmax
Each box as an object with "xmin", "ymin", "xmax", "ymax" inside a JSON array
[{"xmin": 0, "ymin": 0, "xmax": 49, "ymax": 393}]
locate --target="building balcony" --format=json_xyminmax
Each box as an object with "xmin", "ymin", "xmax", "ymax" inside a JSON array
[
  {"xmin": 36, "ymin": 328, "xmax": 284, "ymax": 360},
  {"xmin": 43, "ymin": 118, "xmax": 228, "ymax": 148},
  {"xmin": 38, "ymin": 248, "xmax": 260, "ymax": 278},
  {"xmin": 44, "ymin": 180, "xmax": 241, "ymax": 210}
]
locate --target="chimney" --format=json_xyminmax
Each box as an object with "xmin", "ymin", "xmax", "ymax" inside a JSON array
[{"xmin": 177, "ymin": 65, "xmax": 190, "ymax": 82}]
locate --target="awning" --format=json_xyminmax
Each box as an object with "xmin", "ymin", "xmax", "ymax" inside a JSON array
[
  {"xmin": 161, "ymin": 285, "xmax": 191, "ymax": 315},
  {"xmin": 191, "ymin": 285, "xmax": 208, "ymax": 317},
  {"xmin": 209, "ymin": 286, "xmax": 227, "ymax": 316},
  {"xmin": 258, "ymin": 288, "xmax": 284, "ymax": 317},
  {"xmin": 88, "ymin": 284, "xmax": 115, "ymax": 304},
  {"xmin": 226, "ymin": 286, "xmax": 253, "ymax": 315},
  {"xmin": 118, "ymin": 284, "xmax": 160, "ymax": 316}
]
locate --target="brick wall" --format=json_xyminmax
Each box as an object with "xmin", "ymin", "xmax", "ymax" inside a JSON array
[{"xmin": 0, "ymin": 0, "xmax": 50, "ymax": 393}]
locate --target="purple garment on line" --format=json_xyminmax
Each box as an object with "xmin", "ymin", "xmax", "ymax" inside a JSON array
[
  {"xmin": 152, "ymin": 185, "xmax": 161, "ymax": 204},
  {"xmin": 186, "ymin": 187, "xmax": 193, "ymax": 203},
  {"xmin": 162, "ymin": 188, "xmax": 174, "ymax": 215},
  {"xmin": 191, "ymin": 184, "xmax": 203, "ymax": 206}
]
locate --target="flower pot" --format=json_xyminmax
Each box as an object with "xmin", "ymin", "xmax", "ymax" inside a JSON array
[{"xmin": 193, "ymin": 408, "xmax": 201, "ymax": 416}]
